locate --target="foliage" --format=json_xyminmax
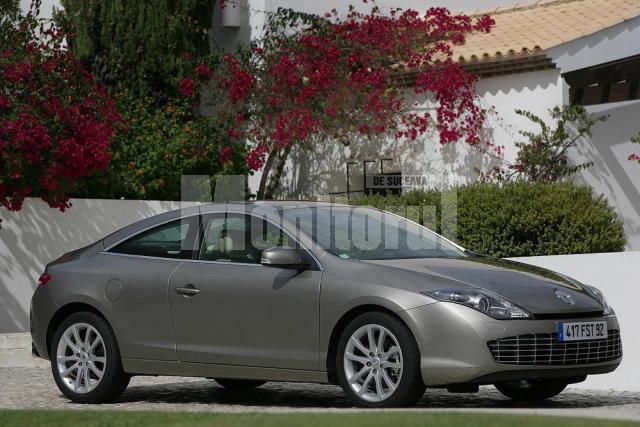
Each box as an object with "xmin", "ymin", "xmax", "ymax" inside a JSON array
[
  {"xmin": 72, "ymin": 91, "xmax": 248, "ymax": 201},
  {"xmin": 352, "ymin": 182, "xmax": 626, "ymax": 257},
  {"xmin": 197, "ymin": 4, "xmax": 494, "ymax": 199},
  {"xmin": 0, "ymin": 0, "xmax": 119, "ymax": 219},
  {"xmin": 55, "ymin": 0, "xmax": 213, "ymax": 103},
  {"xmin": 480, "ymin": 105, "xmax": 607, "ymax": 183}
]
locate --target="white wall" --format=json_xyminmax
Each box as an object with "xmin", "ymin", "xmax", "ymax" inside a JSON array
[
  {"xmin": 475, "ymin": 68, "xmax": 566, "ymax": 163},
  {"xmin": 568, "ymin": 100, "xmax": 640, "ymax": 251},
  {"xmin": 513, "ymin": 252, "xmax": 640, "ymax": 392},
  {"xmin": 0, "ymin": 198, "xmax": 192, "ymax": 333}
]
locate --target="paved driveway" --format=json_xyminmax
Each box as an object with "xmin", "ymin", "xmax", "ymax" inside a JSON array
[{"xmin": 1, "ymin": 368, "xmax": 639, "ymax": 421}]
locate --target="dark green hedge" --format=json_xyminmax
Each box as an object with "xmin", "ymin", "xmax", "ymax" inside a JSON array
[{"xmin": 351, "ymin": 182, "xmax": 626, "ymax": 257}]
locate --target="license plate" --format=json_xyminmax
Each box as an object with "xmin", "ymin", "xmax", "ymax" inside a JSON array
[{"xmin": 558, "ymin": 321, "xmax": 607, "ymax": 342}]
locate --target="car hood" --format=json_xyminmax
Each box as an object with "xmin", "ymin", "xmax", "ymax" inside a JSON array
[{"xmin": 362, "ymin": 256, "xmax": 604, "ymax": 316}]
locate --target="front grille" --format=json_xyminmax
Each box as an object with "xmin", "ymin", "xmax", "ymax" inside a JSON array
[
  {"xmin": 488, "ymin": 329, "xmax": 621, "ymax": 365},
  {"xmin": 532, "ymin": 311, "xmax": 604, "ymax": 320}
]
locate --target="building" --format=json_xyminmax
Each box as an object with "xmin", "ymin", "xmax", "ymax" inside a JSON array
[{"xmin": 214, "ymin": 0, "xmax": 640, "ymax": 250}]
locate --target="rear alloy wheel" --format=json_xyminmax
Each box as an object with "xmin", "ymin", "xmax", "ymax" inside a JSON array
[
  {"xmin": 336, "ymin": 312, "xmax": 425, "ymax": 407},
  {"xmin": 215, "ymin": 379, "xmax": 267, "ymax": 390},
  {"xmin": 51, "ymin": 312, "xmax": 130, "ymax": 403},
  {"xmin": 495, "ymin": 379, "xmax": 568, "ymax": 401}
]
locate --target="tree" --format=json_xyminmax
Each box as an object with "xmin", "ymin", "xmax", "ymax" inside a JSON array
[
  {"xmin": 480, "ymin": 105, "xmax": 607, "ymax": 183},
  {"xmin": 0, "ymin": 0, "xmax": 119, "ymax": 221},
  {"xmin": 56, "ymin": 0, "xmax": 249, "ymax": 201},
  {"xmin": 202, "ymin": 5, "xmax": 494, "ymax": 199},
  {"xmin": 55, "ymin": 0, "xmax": 213, "ymax": 103}
]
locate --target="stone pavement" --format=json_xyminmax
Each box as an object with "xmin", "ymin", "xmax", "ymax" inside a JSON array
[{"xmin": 1, "ymin": 367, "xmax": 639, "ymax": 421}]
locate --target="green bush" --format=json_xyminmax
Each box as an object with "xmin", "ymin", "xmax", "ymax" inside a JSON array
[
  {"xmin": 351, "ymin": 182, "xmax": 626, "ymax": 257},
  {"xmin": 72, "ymin": 93, "xmax": 248, "ymax": 201}
]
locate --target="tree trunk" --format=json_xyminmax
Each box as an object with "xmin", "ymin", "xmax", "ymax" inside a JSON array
[
  {"xmin": 256, "ymin": 148, "xmax": 278, "ymax": 200},
  {"xmin": 264, "ymin": 144, "xmax": 293, "ymax": 200}
]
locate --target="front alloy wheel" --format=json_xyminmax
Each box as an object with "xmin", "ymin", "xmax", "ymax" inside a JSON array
[
  {"xmin": 343, "ymin": 324, "xmax": 403, "ymax": 402},
  {"xmin": 336, "ymin": 312, "xmax": 425, "ymax": 407}
]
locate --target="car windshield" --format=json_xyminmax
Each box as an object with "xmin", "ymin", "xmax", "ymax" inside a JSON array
[{"xmin": 283, "ymin": 206, "xmax": 466, "ymax": 260}]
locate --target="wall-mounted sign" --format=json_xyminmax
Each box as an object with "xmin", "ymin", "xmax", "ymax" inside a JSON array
[
  {"xmin": 365, "ymin": 174, "xmax": 432, "ymax": 189},
  {"xmin": 365, "ymin": 173, "xmax": 403, "ymax": 189}
]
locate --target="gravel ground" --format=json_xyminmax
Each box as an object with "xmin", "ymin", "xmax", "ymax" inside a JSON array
[{"xmin": 1, "ymin": 368, "xmax": 639, "ymax": 421}]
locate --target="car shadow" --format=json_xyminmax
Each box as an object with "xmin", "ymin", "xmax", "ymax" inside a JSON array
[{"xmin": 112, "ymin": 378, "xmax": 640, "ymax": 409}]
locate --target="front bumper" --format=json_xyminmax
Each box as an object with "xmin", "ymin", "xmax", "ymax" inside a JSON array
[{"xmin": 399, "ymin": 302, "xmax": 621, "ymax": 386}]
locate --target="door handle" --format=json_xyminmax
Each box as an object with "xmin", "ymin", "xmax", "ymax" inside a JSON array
[{"xmin": 175, "ymin": 284, "xmax": 200, "ymax": 297}]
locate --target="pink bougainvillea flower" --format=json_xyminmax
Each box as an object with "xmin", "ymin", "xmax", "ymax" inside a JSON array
[
  {"xmin": 195, "ymin": 63, "xmax": 212, "ymax": 81},
  {"xmin": 179, "ymin": 76, "xmax": 195, "ymax": 98}
]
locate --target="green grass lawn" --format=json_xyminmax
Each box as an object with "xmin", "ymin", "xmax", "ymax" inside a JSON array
[{"xmin": 0, "ymin": 410, "xmax": 639, "ymax": 427}]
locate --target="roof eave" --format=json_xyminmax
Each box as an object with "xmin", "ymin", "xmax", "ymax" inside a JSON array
[
  {"xmin": 393, "ymin": 54, "xmax": 557, "ymax": 87},
  {"xmin": 461, "ymin": 54, "xmax": 557, "ymax": 78}
]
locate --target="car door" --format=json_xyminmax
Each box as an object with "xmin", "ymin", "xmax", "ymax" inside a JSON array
[
  {"xmin": 102, "ymin": 215, "xmax": 199, "ymax": 361},
  {"xmin": 168, "ymin": 211, "xmax": 322, "ymax": 370}
]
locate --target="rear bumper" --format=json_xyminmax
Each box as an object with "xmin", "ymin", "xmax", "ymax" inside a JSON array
[
  {"xmin": 399, "ymin": 302, "xmax": 622, "ymax": 386},
  {"xmin": 30, "ymin": 285, "xmax": 58, "ymax": 361}
]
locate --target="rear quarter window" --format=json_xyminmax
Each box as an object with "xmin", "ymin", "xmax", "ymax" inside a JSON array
[{"xmin": 109, "ymin": 218, "xmax": 197, "ymax": 259}]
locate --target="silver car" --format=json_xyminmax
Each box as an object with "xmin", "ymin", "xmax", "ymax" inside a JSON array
[{"xmin": 30, "ymin": 201, "xmax": 621, "ymax": 407}]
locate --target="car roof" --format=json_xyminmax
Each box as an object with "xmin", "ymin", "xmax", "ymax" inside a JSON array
[{"xmin": 200, "ymin": 200, "xmax": 352, "ymax": 212}]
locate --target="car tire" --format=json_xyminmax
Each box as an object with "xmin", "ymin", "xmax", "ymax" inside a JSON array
[
  {"xmin": 336, "ymin": 312, "xmax": 426, "ymax": 408},
  {"xmin": 50, "ymin": 311, "xmax": 130, "ymax": 403},
  {"xmin": 215, "ymin": 379, "xmax": 267, "ymax": 390},
  {"xmin": 495, "ymin": 379, "xmax": 568, "ymax": 401}
]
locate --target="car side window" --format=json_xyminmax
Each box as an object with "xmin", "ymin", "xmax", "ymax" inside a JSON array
[
  {"xmin": 199, "ymin": 214, "xmax": 293, "ymax": 264},
  {"xmin": 110, "ymin": 218, "xmax": 197, "ymax": 259}
]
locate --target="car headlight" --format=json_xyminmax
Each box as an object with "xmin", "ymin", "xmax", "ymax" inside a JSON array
[
  {"xmin": 420, "ymin": 288, "xmax": 531, "ymax": 319},
  {"xmin": 584, "ymin": 285, "xmax": 613, "ymax": 315}
]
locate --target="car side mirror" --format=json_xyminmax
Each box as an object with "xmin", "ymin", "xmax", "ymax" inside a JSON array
[{"xmin": 261, "ymin": 247, "xmax": 309, "ymax": 270}]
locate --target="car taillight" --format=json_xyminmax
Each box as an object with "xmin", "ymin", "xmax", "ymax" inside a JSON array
[{"xmin": 38, "ymin": 274, "xmax": 52, "ymax": 286}]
